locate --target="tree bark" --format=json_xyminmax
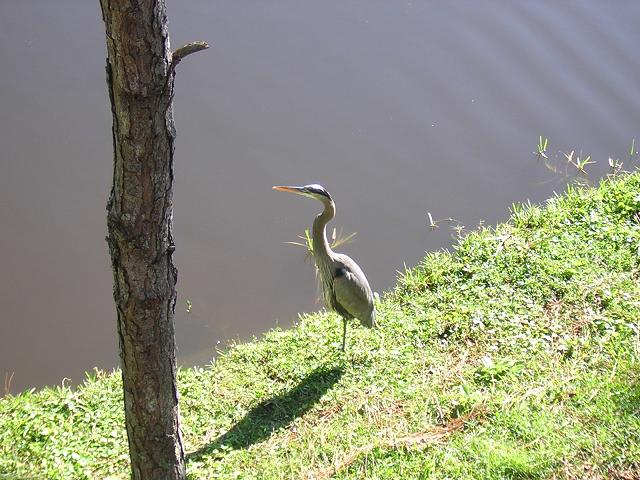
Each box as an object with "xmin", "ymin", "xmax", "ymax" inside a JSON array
[{"xmin": 98, "ymin": 1, "xmax": 206, "ymax": 478}]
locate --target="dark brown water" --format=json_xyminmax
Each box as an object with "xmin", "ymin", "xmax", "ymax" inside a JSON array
[{"xmin": 1, "ymin": 1, "xmax": 638, "ymax": 393}]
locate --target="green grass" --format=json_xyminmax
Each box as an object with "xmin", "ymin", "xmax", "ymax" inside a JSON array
[{"xmin": 2, "ymin": 173, "xmax": 640, "ymax": 479}]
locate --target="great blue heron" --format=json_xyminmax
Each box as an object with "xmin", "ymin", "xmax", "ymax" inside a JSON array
[{"xmin": 273, "ymin": 184, "xmax": 376, "ymax": 351}]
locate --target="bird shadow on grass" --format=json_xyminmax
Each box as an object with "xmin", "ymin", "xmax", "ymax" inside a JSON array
[{"xmin": 187, "ymin": 365, "xmax": 343, "ymax": 462}]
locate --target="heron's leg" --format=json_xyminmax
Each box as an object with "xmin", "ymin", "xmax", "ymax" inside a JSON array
[{"xmin": 341, "ymin": 318, "xmax": 347, "ymax": 352}]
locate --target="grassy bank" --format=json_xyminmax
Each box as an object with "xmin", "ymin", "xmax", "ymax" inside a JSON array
[{"xmin": 2, "ymin": 173, "xmax": 639, "ymax": 479}]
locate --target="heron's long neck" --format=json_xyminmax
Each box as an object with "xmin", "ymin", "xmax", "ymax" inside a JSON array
[{"xmin": 312, "ymin": 199, "xmax": 336, "ymax": 266}]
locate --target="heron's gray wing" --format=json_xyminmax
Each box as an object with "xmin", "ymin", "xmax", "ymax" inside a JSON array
[{"xmin": 333, "ymin": 267, "xmax": 375, "ymax": 328}]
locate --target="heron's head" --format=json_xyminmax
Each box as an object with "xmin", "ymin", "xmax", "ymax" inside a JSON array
[{"xmin": 272, "ymin": 184, "xmax": 333, "ymax": 204}]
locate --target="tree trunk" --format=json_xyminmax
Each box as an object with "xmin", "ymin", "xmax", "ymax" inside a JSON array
[{"xmin": 98, "ymin": 1, "xmax": 206, "ymax": 478}]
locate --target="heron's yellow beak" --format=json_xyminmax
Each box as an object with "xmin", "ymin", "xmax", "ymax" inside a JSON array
[{"xmin": 272, "ymin": 185, "xmax": 306, "ymax": 194}]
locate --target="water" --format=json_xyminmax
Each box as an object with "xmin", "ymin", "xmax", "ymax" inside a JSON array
[{"xmin": 1, "ymin": 0, "xmax": 638, "ymax": 393}]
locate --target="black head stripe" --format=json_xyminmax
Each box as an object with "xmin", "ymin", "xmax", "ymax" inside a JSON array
[{"xmin": 305, "ymin": 184, "xmax": 331, "ymax": 199}]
